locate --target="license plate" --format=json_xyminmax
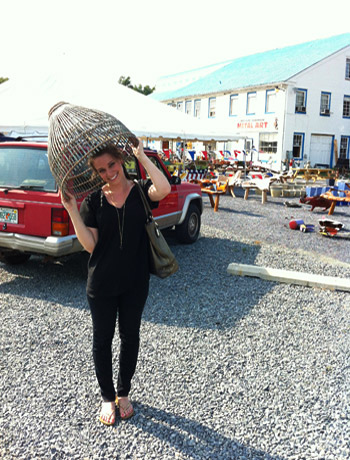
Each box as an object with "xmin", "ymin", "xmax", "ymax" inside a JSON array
[{"xmin": 0, "ymin": 207, "xmax": 18, "ymax": 224}]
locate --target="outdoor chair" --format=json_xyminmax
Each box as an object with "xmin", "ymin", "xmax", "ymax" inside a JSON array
[{"xmin": 227, "ymin": 170, "xmax": 243, "ymax": 197}]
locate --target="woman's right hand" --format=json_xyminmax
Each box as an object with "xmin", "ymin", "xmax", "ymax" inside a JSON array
[
  {"xmin": 60, "ymin": 189, "xmax": 78, "ymax": 214},
  {"xmin": 59, "ymin": 189, "xmax": 97, "ymax": 253}
]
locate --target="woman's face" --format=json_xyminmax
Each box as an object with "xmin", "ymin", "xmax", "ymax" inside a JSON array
[{"xmin": 92, "ymin": 153, "xmax": 124, "ymax": 185}]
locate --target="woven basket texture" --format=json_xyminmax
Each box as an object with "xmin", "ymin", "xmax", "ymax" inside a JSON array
[{"xmin": 47, "ymin": 102, "xmax": 138, "ymax": 198}]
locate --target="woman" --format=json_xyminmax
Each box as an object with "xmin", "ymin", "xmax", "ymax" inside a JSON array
[{"xmin": 61, "ymin": 140, "xmax": 171, "ymax": 425}]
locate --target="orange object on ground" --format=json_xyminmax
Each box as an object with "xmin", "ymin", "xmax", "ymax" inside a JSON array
[{"xmin": 320, "ymin": 183, "xmax": 350, "ymax": 215}]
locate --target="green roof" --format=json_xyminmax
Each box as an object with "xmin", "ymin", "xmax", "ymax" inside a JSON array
[{"xmin": 151, "ymin": 34, "xmax": 350, "ymax": 101}]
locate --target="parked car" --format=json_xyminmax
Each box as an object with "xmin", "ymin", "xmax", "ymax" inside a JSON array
[{"xmin": 0, "ymin": 141, "xmax": 202, "ymax": 264}]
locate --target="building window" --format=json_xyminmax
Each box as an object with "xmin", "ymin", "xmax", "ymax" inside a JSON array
[
  {"xmin": 346, "ymin": 58, "xmax": 350, "ymax": 79},
  {"xmin": 320, "ymin": 92, "xmax": 331, "ymax": 116},
  {"xmin": 265, "ymin": 89, "xmax": 276, "ymax": 113},
  {"xmin": 229, "ymin": 94, "xmax": 238, "ymax": 116},
  {"xmin": 295, "ymin": 89, "xmax": 307, "ymax": 113},
  {"xmin": 340, "ymin": 136, "xmax": 350, "ymax": 159},
  {"xmin": 247, "ymin": 92, "xmax": 257, "ymax": 115},
  {"xmin": 208, "ymin": 97, "xmax": 216, "ymax": 118},
  {"xmin": 259, "ymin": 133, "xmax": 277, "ymax": 154},
  {"xmin": 185, "ymin": 100, "xmax": 193, "ymax": 115},
  {"xmin": 293, "ymin": 133, "xmax": 305, "ymax": 159},
  {"xmin": 194, "ymin": 99, "xmax": 201, "ymax": 118},
  {"xmin": 176, "ymin": 101, "xmax": 183, "ymax": 111},
  {"xmin": 343, "ymin": 95, "xmax": 350, "ymax": 118}
]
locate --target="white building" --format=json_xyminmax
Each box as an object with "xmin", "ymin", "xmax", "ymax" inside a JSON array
[{"xmin": 151, "ymin": 34, "xmax": 350, "ymax": 170}]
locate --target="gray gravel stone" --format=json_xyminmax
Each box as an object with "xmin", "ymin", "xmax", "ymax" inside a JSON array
[{"xmin": 1, "ymin": 189, "xmax": 350, "ymax": 459}]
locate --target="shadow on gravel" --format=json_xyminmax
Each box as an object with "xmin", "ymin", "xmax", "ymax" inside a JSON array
[
  {"xmin": 0, "ymin": 231, "xmax": 274, "ymax": 323},
  {"xmin": 129, "ymin": 402, "xmax": 285, "ymax": 460},
  {"xmin": 144, "ymin": 233, "xmax": 274, "ymax": 330},
  {"xmin": 0, "ymin": 252, "xmax": 88, "ymax": 308},
  {"xmin": 202, "ymin": 201, "xmax": 265, "ymax": 217},
  {"xmin": 218, "ymin": 207, "xmax": 264, "ymax": 217},
  {"xmin": 202, "ymin": 193, "xmax": 286, "ymax": 215}
]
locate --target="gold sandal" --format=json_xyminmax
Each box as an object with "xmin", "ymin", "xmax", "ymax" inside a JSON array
[
  {"xmin": 115, "ymin": 396, "xmax": 134, "ymax": 420},
  {"xmin": 99, "ymin": 402, "xmax": 116, "ymax": 426}
]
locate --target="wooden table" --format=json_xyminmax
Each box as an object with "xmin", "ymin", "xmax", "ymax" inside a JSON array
[
  {"xmin": 290, "ymin": 168, "xmax": 336, "ymax": 182},
  {"xmin": 242, "ymin": 186, "xmax": 268, "ymax": 204},
  {"xmin": 200, "ymin": 178, "xmax": 229, "ymax": 212},
  {"xmin": 320, "ymin": 183, "xmax": 350, "ymax": 215},
  {"xmin": 241, "ymin": 176, "xmax": 278, "ymax": 204}
]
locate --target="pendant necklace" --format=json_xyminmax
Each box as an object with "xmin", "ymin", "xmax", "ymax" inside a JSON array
[
  {"xmin": 116, "ymin": 203, "xmax": 126, "ymax": 250},
  {"xmin": 106, "ymin": 184, "xmax": 128, "ymax": 250}
]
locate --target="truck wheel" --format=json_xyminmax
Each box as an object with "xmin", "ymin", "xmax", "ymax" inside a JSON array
[
  {"xmin": 0, "ymin": 252, "xmax": 31, "ymax": 265},
  {"xmin": 175, "ymin": 203, "xmax": 201, "ymax": 244}
]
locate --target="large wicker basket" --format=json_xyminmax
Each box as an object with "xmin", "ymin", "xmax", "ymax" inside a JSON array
[{"xmin": 47, "ymin": 102, "xmax": 139, "ymax": 198}]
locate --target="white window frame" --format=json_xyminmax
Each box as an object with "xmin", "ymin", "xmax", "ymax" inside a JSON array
[
  {"xmin": 208, "ymin": 97, "xmax": 216, "ymax": 118},
  {"xmin": 265, "ymin": 89, "xmax": 276, "ymax": 114},
  {"xmin": 194, "ymin": 99, "xmax": 201, "ymax": 118},
  {"xmin": 346, "ymin": 58, "xmax": 350, "ymax": 80},
  {"xmin": 176, "ymin": 101, "xmax": 183, "ymax": 111},
  {"xmin": 343, "ymin": 95, "xmax": 350, "ymax": 118},
  {"xmin": 229, "ymin": 94, "xmax": 238, "ymax": 116},
  {"xmin": 320, "ymin": 92, "xmax": 331, "ymax": 116},
  {"xmin": 340, "ymin": 136, "xmax": 350, "ymax": 159},
  {"xmin": 185, "ymin": 100, "xmax": 193, "ymax": 116},
  {"xmin": 295, "ymin": 89, "xmax": 307, "ymax": 114},
  {"xmin": 293, "ymin": 133, "xmax": 305, "ymax": 159},
  {"xmin": 247, "ymin": 92, "xmax": 257, "ymax": 115},
  {"xmin": 259, "ymin": 132, "xmax": 278, "ymax": 154}
]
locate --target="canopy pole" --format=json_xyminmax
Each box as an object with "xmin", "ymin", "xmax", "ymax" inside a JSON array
[{"xmin": 244, "ymin": 137, "xmax": 248, "ymax": 177}]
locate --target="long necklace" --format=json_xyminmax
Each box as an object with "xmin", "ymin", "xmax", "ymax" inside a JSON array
[
  {"xmin": 116, "ymin": 203, "xmax": 126, "ymax": 250},
  {"xmin": 105, "ymin": 183, "xmax": 129, "ymax": 250}
]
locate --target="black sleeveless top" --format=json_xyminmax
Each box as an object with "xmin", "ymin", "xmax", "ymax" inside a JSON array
[{"xmin": 80, "ymin": 179, "xmax": 158, "ymax": 297}]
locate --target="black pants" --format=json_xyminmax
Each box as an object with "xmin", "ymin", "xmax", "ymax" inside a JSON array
[{"xmin": 87, "ymin": 283, "xmax": 149, "ymax": 402}]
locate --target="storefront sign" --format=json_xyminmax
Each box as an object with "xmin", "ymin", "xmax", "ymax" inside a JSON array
[{"xmin": 236, "ymin": 118, "xmax": 278, "ymax": 131}]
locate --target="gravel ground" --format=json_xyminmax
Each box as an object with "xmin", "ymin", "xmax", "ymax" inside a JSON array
[{"xmin": 1, "ymin": 188, "xmax": 350, "ymax": 460}]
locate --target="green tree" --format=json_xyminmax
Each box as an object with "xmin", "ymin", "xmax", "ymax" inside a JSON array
[
  {"xmin": 139, "ymin": 85, "xmax": 155, "ymax": 96},
  {"xmin": 118, "ymin": 76, "xmax": 155, "ymax": 95},
  {"xmin": 0, "ymin": 77, "xmax": 9, "ymax": 85}
]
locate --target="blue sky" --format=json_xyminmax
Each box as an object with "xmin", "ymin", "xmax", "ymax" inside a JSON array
[{"xmin": 2, "ymin": 0, "xmax": 349, "ymax": 87}]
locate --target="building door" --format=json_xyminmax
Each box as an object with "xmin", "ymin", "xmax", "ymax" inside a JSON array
[
  {"xmin": 309, "ymin": 135, "xmax": 333, "ymax": 167},
  {"xmin": 340, "ymin": 136, "xmax": 350, "ymax": 159}
]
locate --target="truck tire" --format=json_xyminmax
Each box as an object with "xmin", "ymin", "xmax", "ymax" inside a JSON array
[
  {"xmin": 0, "ymin": 252, "xmax": 31, "ymax": 265},
  {"xmin": 175, "ymin": 203, "xmax": 201, "ymax": 244}
]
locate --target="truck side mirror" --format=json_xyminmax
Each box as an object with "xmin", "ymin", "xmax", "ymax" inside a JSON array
[{"xmin": 170, "ymin": 176, "xmax": 181, "ymax": 185}]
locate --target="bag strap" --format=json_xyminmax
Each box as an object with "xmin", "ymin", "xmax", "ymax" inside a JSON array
[{"xmin": 134, "ymin": 180, "xmax": 153, "ymax": 221}]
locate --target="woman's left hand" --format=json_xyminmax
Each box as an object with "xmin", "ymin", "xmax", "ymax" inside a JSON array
[
  {"xmin": 132, "ymin": 139, "xmax": 147, "ymax": 161},
  {"xmin": 132, "ymin": 138, "xmax": 171, "ymax": 201}
]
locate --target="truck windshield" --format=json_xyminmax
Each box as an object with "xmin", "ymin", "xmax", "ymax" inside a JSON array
[{"xmin": 0, "ymin": 147, "xmax": 56, "ymax": 191}]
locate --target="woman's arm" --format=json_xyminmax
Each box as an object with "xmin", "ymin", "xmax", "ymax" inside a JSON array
[
  {"xmin": 133, "ymin": 141, "xmax": 171, "ymax": 201},
  {"xmin": 60, "ymin": 191, "xmax": 98, "ymax": 253}
]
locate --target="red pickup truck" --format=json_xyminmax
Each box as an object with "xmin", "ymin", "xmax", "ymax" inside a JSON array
[{"xmin": 0, "ymin": 142, "xmax": 202, "ymax": 264}]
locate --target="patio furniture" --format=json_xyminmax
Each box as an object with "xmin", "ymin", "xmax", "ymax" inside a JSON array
[
  {"xmin": 241, "ymin": 177, "xmax": 278, "ymax": 204},
  {"xmin": 290, "ymin": 167, "xmax": 336, "ymax": 183},
  {"xmin": 227, "ymin": 170, "xmax": 243, "ymax": 197},
  {"xmin": 320, "ymin": 183, "xmax": 350, "ymax": 215},
  {"xmin": 200, "ymin": 177, "xmax": 229, "ymax": 212}
]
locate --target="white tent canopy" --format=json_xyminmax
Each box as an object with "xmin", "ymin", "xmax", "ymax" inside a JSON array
[{"xmin": 0, "ymin": 72, "xmax": 241, "ymax": 142}]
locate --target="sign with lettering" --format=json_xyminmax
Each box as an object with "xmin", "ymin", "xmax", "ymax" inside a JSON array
[{"xmin": 236, "ymin": 118, "xmax": 278, "ymax": 131}]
